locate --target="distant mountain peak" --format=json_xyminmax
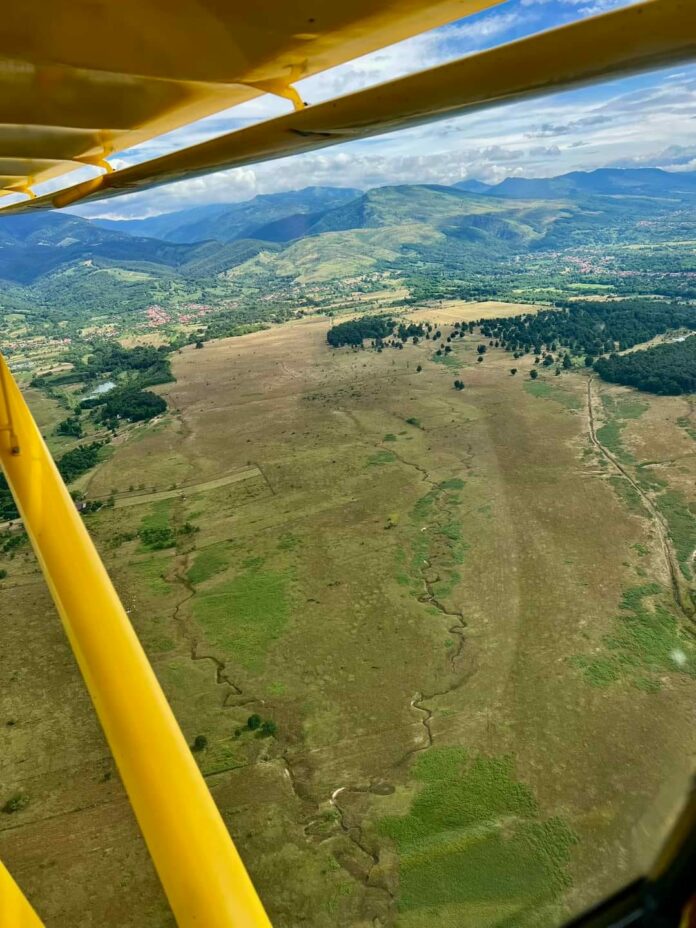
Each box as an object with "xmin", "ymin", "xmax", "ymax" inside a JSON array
[
  {"xmin": 452, "ymin": 179, "xmax": 493, "ymax": 194},
  {"xmin": 455, "ymin": 166, "xmax": 696, "ymax": 200}
]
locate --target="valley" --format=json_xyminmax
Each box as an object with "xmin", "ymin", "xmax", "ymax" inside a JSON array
[
  {"xmin": 2, "ymin": 169, "xmax": 696, "ymax": 382},
  {"xmin": 1, "ymin": 167, "xmax": 695, "ymax": 927},
  {"xmin": 1, "ymin": 306, "xmax": 694, "ymax": 927}
]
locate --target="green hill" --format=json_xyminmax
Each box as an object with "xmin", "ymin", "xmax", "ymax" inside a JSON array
[
  {"xmin": 2, "ymin": 169, "xmax": 695, "ymax": 324},
  {"xmin": 92, "ymin": 186, "xmax": 361, "ymax": 243}
]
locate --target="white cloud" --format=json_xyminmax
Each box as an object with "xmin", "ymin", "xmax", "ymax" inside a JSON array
[
  {"xmin": 521, "ymin": 0, "xmax": 637, "ymax": 7},
  {"xmin": 295, "ymin": 9, "xmax": 523, "ymax": 105},
  {"xmin": 575, "ymin": 0, "xmax": 640, "ymax": 13}
]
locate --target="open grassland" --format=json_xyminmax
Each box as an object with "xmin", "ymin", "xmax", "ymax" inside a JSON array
[
  {"xmin": 1, "ymin": 311, "xmax": 694, "ymax": 928},
  {"xmin": 407, "ymin": 300, "xmax": 543, "ymax": 325}
]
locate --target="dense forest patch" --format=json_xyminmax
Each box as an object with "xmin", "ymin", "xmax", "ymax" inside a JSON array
[
  {"xmin": 327, "ymin": 315, "xmax": 397, "ymax": 347},
  {"xmin": 327, "ymin": 316, "xmax": 427, "ymax": 348},
  {"xmin": 479, "ymin": 300, "xmax": 694, "ymax": 361},
  {"xmin": 0, "ymin": 475, "xmax": 18, "ymax": 521},
  {"xmin": 86, "ymin": 387, "xmax": 167, "ymax": 425},
  {"xmin": 594, "ymin": 335, "xmax": 696, "ymax": 395},
  {"xmin": 34, "ymin": 343, "xmax": 172, "ymax": 391},
  {"xmin": 56, "ymin": 442, "xmax": 105, "ymax": 483}
]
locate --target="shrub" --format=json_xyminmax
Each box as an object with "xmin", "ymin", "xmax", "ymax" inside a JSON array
[{"xmin": 2, "ymin": 794, "xmax": 28, "ymax": 814}]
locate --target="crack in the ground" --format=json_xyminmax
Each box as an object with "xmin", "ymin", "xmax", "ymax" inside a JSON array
[
  {"xmin": 301, "ymin": 424, "xmax": 473, "ymax": 921},
  {"xmin": 418, "ymin": 555, "xmax": 467, "ymax": 673},
  {"xmin": 162, "ymin": 420, "xmax": 472, "ymax": 923},
  {"xmin": 385, "ymin": 446, "xmax": 431, "ymax": 484},
  {"xmin": 169, "ymin": 551, "xmax": 252, "ymax": 705},
  {"xmin": 330, "ymin": 784, "xmax": 397, "ymax": 919}
]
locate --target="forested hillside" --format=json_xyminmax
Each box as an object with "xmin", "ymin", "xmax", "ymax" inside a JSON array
[
  {"xmin": 594, "ymin": 336, "xmax": 696, "ymax": 395},
  {"xmin": 2, "ymin": 168, "xmax": 696, "ymax": 369}
]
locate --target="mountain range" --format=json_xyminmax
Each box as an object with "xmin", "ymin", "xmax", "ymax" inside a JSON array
[
  {"xmin": 0, "ymin": 167, "xmax": 694, "ymax": 308},
  {"xmin": 89, "ymin": 168, "xmax": 696, "ymax": 246},
  {"xmin": 453, "ymin": 166, "xmax": 696, "ymax": 200},
  {"xmin": 92, "ymin": 186, "xmax": 361, "ymax": 244}
]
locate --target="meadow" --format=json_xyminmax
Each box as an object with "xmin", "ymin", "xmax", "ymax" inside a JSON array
[{"xmin": 0, "ymin": 307, "xmax": 694, "ymax": 927}]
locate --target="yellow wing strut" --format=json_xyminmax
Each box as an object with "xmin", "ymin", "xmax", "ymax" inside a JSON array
[
  {"xmin": 0, "ymin": 355, "xmax": 272, "ymax": 928},
  {"xmin": 0, "ymin": 859, "xmax": 44, "ymax": 928}
]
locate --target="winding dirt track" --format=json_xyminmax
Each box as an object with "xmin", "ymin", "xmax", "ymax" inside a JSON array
[{"xmin": 586, "ymin": 375, "xmax": 694, "ymax": 623}]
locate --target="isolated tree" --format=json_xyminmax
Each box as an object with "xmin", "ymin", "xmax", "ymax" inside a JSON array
[
  {"xmin": 477, "ymin": 345, "xmax": 487, "ymax": 355},
  {"xmin": 247, "ymin": 714, "xmax": 262, "ymax": 731},
  {"xmin": 191, "ymin": 735, "xmax": 208, "ymax": 752},
  {"xmin": 477, "ymin": 356, "xmax": 483, "ymax": 363},
  {"xmin": 529, "ymin": 369, "xmax": 539, "ymax": 380},
  {"xmin": 195, "ymin": 340, "xmax": 204, "ymax": 349},
  {"xmin": 510, "ymin": 368, "xmax": 517, "ymax": 376},
  {"xmin": 562, "ymin": 354, "xmax": 572, "ymax": 370},
  {"xmin": 416, "ymin": 364, "xmax": 422, "ymax": 372}
]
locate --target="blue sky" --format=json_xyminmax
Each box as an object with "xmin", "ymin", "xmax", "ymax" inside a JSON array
[{"xmin": 70, "ymin": 0, "xmax": 696, "ymax": 218}]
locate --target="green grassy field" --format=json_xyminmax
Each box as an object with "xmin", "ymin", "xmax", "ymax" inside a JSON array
[{"xmin": 1, "ymin": 312, "xmax": 694, "ymax": 928}]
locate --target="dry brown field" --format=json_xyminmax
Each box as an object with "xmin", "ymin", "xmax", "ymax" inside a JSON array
[{"xmin": 1, "ymin": 311, "xmax": 694, "ymax": 928}]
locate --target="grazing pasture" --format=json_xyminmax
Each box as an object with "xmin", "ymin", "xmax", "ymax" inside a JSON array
[{"xmin": 1, "ymin": 311, "xmax": 694, "ymax": 927}]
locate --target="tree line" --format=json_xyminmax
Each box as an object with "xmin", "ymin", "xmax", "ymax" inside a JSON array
[
  {"xmin": 327, "ymin": 315, "xmax": 398, "ymax": 347},
  {"xmin": 326, "ymin": 316, "xmax": 429, "ymax": 348},
  {"xmin": 478, "ymin": 300, "xmax": 694, "ymax": 361},
  {"xmin": 594, "ymin": 335, "xmax": 696, "ymax": 395},
  {"xmin": 33, "ymin": 343, "xmax": 172, "ymax": 392},
  {"xmin": 0, "ymin": 440, "xmax": 107, "ymax": 523}
]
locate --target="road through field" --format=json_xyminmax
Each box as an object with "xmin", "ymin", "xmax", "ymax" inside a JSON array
[
  {"xmin": 0, "ymin": 465, "xmax": 265, "ymax": 530},
  {"xmin": 586, "ymin": 375, "xmax": 694, "ymax": 623},
  {"xmin": 110, "ymin": 465, "xmax": 265, "ymax": 509}
]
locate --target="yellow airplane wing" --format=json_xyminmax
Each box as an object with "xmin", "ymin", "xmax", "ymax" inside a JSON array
[
  {"xmin": 6, "ymin": 0, "xmax": 688, "ymax": 212},
  {"xmin": 2, "ymin": 0, "xmax": 694, "ymax": 213},
  {"xmin": 0, "ymin": 0, "xmax": 501, "ymax": 198}
]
